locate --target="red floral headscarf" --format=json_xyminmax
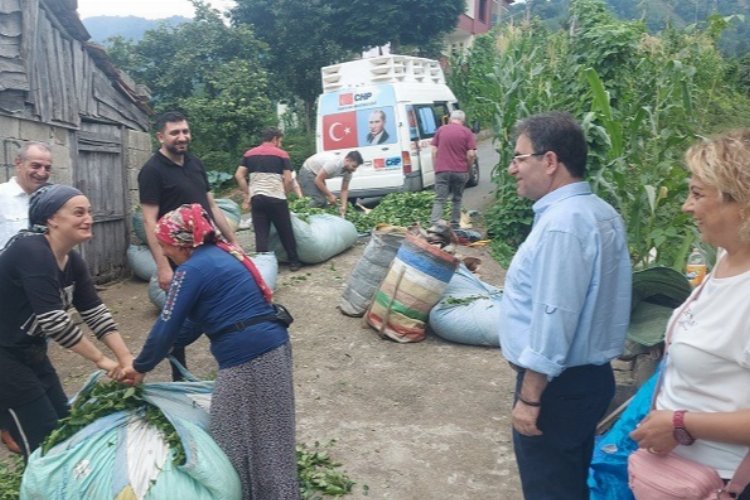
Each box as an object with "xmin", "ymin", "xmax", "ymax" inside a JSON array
[{"xmin": 156, "ymin": 204, "xmax": 273, "ymax": 302}]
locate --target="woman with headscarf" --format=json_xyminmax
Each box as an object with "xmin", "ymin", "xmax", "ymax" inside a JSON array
[
  {"xmin": 0, "ymin": 184, "xmax": 133, "ymax": 459},
  {"xmin": 123, "ymin": 203, "xmax": 299, "ymax": 500},
  {"xmin": 630, "ymin": 129, "xmax": 750, "ymax": 498}
]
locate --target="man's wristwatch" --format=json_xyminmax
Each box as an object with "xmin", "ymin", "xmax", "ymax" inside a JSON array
[{"xmin": 672, "ymin": 410, "xmax": 695, "ymax": 445}]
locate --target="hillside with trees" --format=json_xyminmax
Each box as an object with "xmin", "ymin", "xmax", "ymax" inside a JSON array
[
  {"xmin": 82, "ymin": 15, "xmax": 189, "ymax": 44},
  {"xmin": 507, "ymin": 0, "xmax": 750, "ymax": 55}
]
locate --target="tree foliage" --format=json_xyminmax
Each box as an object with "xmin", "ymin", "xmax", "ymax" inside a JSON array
[
  {"xmin": 230, "ymin": 0, "xmax": 352, "ymax": 131},
  {"xmin": 451, "ymin": 0, "xmax": 750, "ymax": 269},
  {"xmin": 107, "ymin": 1, "xmax": 275, "ymax": 171},
  {"xmin": 327, "ymin": 0, "xmax": 465, "ymax": 54},
  {"xmin": 230, "ymin": 0, "xmax": 466, "ymax": 129}
]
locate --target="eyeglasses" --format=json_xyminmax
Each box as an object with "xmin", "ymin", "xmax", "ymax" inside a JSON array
[{"xmin": 510, "ymin": 152, "xmax": 546, "ymax": 165}]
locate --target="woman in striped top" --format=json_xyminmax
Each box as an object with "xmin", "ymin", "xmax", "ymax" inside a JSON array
[{"xmin": 0, "ymin": 184, "xmax": 132, "ymax": 459}]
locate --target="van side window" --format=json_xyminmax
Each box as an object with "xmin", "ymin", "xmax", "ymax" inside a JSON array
[
  {"xmin": 413, "ymin": 103, "xmax": 450, "ymax": 139},
  {"xmin": 407, "ymin": 106, "xmax": 419, "ymax": 141}
]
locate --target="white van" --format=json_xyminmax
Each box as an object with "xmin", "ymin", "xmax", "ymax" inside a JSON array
[{"xmin": 315, "ymin": 55, "xmax": 478, "ymax": 200}]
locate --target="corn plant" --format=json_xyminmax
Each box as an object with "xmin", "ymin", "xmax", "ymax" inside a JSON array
[{"xmin": 449, "ymin": 0, "xmax": 750, "ymax": 269}]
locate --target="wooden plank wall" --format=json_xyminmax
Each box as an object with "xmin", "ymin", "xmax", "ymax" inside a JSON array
[
  {"xmin": 0, "ymin": 0, "xmax": 150, "ymax": 281},
  {"xmin": 0, "ymin": 0, "xmax": 148, "ymax": 130},
  {"xmin": 74, "ymin": 121, "xmax": 129, "ymax": 283}
]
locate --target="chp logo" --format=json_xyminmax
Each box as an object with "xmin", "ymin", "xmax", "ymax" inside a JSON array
[
  {"xmin": 373, "ymin": 156, "xmax": 402, "ymax": 171},
  {"xmin": 338, "ymin": 91, "xmax": 375, "ymax": 108}
]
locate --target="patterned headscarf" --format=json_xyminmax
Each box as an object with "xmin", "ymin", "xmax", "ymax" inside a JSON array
[
  {"xmin": 156, "ymin": 203, "xmax": 219, "ymax": 248},
  {"xmin": 156, "ymin": 204, "xmax": 273, "ymax": 302}
]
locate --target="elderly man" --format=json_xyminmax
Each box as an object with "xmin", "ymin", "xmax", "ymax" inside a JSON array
[
  {"xmin": 499, "ymin": 111, "xmax": 631, "ymax": 499},
  {"xmin": 0, "ymin": 142, "xmax": 53, "ymax": 247},
  {"xmin": 429, "ymin": 110, "xmax": 477, "ymax": 228}
]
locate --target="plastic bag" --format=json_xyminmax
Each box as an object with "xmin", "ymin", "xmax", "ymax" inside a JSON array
[{"xmin": 21, "ymin": 370, "xmax": 241, "ymax": 500}]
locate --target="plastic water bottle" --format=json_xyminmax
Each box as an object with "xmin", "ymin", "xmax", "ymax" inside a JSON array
[{"xmin": 685, "ymin": 247, "xmax": 707, "ymax": 287}]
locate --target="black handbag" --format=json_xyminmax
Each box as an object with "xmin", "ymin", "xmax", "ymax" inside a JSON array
[{"xmin": 272, "ymin": 303, "xmax": 294, "ymax": 327}]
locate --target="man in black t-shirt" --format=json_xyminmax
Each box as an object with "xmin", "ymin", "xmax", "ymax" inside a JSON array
[{"xmin": 138, "ymin": 111, "xmax": 238, "ymax": 379}]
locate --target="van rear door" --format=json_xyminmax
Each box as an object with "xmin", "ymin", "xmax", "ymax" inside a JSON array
[{"xmin": 408, "ymin": 101, "xmax": 451, "ymax": 188}]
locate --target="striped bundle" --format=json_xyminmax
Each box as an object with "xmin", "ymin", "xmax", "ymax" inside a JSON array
[{"xmin": 367, "ymin": 234, "xmax": 458, "ymax": 343}]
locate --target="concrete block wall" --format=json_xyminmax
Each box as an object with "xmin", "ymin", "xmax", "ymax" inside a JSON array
[
  {"xmin": 123, "ymin": 128, "xmax": 153, "ymax": 211},
  {"xmin": 0, "ymin": 117, "xmax": 72, "ymax": 184}
]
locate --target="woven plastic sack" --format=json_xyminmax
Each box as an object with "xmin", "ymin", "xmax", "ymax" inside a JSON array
[
  {"xmin": 20, "ymin": 371, "xmax": 241, "ymax": 500},
  {"xmin": 339, "ymin": 227, "xmax": 406, "ymax": 317},
  {"xmin": 366, "ymin": 234, "xmax": 458, "ymax": 343},
  {"xmin": 429, "ymin": 264, "xmax": 502, "ymax": 346},
  {"xmin": 127, "ymin": 244, "xmax": 157, "ymax": 282},
  {"xmin": 269, "ymin": 213, "xmax": 358, "ymax": 264}
]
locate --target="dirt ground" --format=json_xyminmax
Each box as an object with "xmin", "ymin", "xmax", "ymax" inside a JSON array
[{"xmin": 38, "ymin": 231, "xmax": 524, "ymax": 500}]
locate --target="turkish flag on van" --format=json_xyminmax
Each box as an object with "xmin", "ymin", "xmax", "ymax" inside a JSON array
[{"xmin": 322, "ymin": 111, "xmax": 358, "ymax": 150}]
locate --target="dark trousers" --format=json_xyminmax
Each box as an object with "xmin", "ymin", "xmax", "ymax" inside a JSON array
[
  {"xmin": 1, "ymin": 379, "xmax": 68, "ymax": 460},
  {"xmin": 512, "ymin": 363, "xmax": 614, "ymax": 500},
  {"xmin": 251, "ymin": 194, "xmax": 299, "ymax": 264},
  {"xmin": 430, "ymin": 171, "xmax": 469, "ymax": 226}
]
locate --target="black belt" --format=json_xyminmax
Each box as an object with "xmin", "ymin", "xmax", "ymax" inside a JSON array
[{"xmin": 212, "ymin": 315, "xmax": 277, "ymax": 338}]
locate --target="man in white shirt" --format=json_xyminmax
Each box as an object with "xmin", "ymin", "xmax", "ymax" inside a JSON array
[
  {"xmin": 298, "ymin": 150, "xmax": 363, "ymax": 216},
  {"xmin": 0, "ymin": 142, "xmax": 52, "ymax": 247}
]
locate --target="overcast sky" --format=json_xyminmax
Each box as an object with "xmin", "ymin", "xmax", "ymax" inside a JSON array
[{"xmin": 76, "ymin": 0, "xmax": 237, "ymax": 20}]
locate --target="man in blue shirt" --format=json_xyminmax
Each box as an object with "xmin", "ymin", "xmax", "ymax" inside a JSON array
[{"xmin": 499, "ymin": 112, "xmax": 631, "ymax": 499}]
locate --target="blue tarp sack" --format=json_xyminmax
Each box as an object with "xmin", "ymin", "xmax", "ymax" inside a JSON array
[
  {"xmin": 269, "ymin": 213, "xmax": 358, "ymax": 264},
  {"xmin": 20, "ymin": 365, "xmax": 242, "ymax": 500},
  {"xmin": 214, "ymin": 198, "xmax": 241, "ymax": 231},
  {"xmin": 127, "ymin": 244, "xmax": 157, "ymax": 282},
  {"xmin": 587, "ymin": 364, "xmax": 662, "ymax": 500},
  {"xmin": 429, "ymin": 263, "xmax": 502, "ymax": 346}
]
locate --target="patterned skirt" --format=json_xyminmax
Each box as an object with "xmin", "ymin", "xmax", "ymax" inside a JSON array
[{"xmin": 210, "ymin": 342, "xmax": 300, "ymax": 500}]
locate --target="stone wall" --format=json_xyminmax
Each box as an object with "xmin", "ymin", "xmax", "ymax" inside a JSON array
[
  {"xmin": 1, "ymin": 117, "xmax": 74, "ymax": 185},
  {"xmin": 1, "ymin": 117, "xmax": 152, "ymax": 203},
  {"xmin": 124, "ymin": 128, "xmax": 153, "ymax": 211}
]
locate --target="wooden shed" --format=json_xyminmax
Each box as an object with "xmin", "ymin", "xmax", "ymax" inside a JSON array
[{"xmin": 0, "ymin": 0, "xmax": 153, "ymax": 283}]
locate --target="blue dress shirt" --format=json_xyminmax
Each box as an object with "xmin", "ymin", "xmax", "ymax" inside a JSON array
[{"xmin": 499, "ymin": 182, "xmax": 632, "ymax": 378}]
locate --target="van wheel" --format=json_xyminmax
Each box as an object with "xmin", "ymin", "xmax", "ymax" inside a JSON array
[{"xmin": 466, "ymin": 159, "xmax": 480, "ymax": 187}]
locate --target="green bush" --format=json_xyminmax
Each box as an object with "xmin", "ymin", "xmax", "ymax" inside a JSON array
[{"xmin": 281, "ymin": 129, "xmax": 316, "ymax": 170}]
